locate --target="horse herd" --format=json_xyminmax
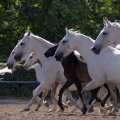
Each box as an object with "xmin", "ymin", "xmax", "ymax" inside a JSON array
[{"xmin": 1, "ymin": 18, "xmax": 120, "ymax": 116}]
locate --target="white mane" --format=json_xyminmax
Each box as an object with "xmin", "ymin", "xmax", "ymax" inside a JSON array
[
  {"xmin": 113, "ymin": 21, "xmax": 120, "ymax": 29},
  {"xmin": 24, "ymin": 31, "xmax": 54, "ymax": 48},
  {"xmin": 69, "ymin": 29, "xmax": 95, "ymax": 43},
  {"xmin": 68, "ymin": 29, "xmax": 81, "ymax": 36}
]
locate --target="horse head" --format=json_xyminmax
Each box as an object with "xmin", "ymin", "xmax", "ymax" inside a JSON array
[{"xmin": 91, "ymin": 18, "xmax": 120, "ymax": 55}]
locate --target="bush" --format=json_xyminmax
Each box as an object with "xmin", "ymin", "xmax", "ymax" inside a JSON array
[
  {"xmin": 0, "ymin": 63, "xmax": 80, "ymax": 99},
  {"xmin": 0, "ymin": 62, "xmax": 36, "ymax": 98}
]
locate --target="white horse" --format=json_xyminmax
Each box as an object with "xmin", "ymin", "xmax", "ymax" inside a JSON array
[
  {"xmin": 0, "ymin": 40, "xmax": 25, "ymax": 75},
  {"xmin": 54, "ymin": 28, "xmax": 120, "ymax": 115},
  {"xmin": 13, "ymin": 31, "xmax": 81, "ymax": 112},
  {"xmin": 6, "ymin": 42, "xmax": 51, "ymax": 110},
  {"xmin": 71, "ymin": 86, "xmax": 112, "ymax": 113},
  {"xmin": 23, "ymin": 52, "xmax": 70, "ymax": 112},
  {"xmin": 6, "ymin": 38, "xmax": 70, "ymax": 112},
  {"xmin": 24, "ymin": 46, "xmax": 113, "ymax": 114},
  {"xmin": 7, "ymin": 41, "xmax": 31, "ymax": 69},
  {"xmin": 91, "ymin": 18, "xmax": 120, "ymax": 54}
]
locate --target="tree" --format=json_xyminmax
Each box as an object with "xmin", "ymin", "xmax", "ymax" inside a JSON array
[{"xmin": 0, "ymin": 0, "xmax": 120, "ymax": 58}]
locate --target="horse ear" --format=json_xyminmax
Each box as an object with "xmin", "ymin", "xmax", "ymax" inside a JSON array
[
  {"xmin": 103, "ymin": 17, "xmax": 112, "ymax": 27},
  {"xmin": 65, "ymin": 27, "xmax": 68, "ymax": 34},
  {"xmin": 65, "ymin": 27, "xmax": 71, "ymax": 36},
  {"xmin": 103, "ymin": 17, "xmax": 107, "ymax": 26},
  {"xmin": 105, "ymin": 17, "xmax": 112, "ymax": 26}
]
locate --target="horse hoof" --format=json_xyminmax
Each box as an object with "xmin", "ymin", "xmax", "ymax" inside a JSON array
[
  {"xmin": 99, "ymin": 107, "xmax": 104, "ymax": 113},
  {"xmin": 63, "ymin": 104, "xmax": 68, "ymax": 108},
  {"xmin": 109, "ymin": 112, "xmax": 116, "ymax": 116},
  {"xmin": 88, "ymin": 106, "xmax": 94, "ymax": 113},
  {"xmin": 81, "ymin": 106, "xmax": 87, "ymax": 115},
  {"xmin": 102, "ymin": 108, "xmax": 107, "ymax": 114},
  {"xmin": 35, "ymin": 107, "xmax": 39, "ymax": 111},
  {"xmin": 35, "ymin": 105, "xmax": 41, "ymax": 111},
  {"xmin": 44, "ymin": 101, "xmax": 49, "ymax": 108},
  {"xmin": 106, "ymin": 105, "xmax": 113, "ymax": 111},
  {"xmin": 109, "ymin": 106, "xmax": 113, "ymax": 111},
  {"xmin": 67, "ymin": 101, "xmax": 72, "ymax": 107},
  {"xmin": 23, "ymin": 108, "xmax": 30, "ymax": 111},
  {"xmin": 48, "ymin": 108, "xmax": 57, "ymax": 112},
  {"xmin": 56, "ymin": 108, "xmax": 64, "ymax": 112}
]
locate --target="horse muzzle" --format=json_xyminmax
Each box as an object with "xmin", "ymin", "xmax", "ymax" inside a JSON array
[
  {"xmin": 14, "ymin": 53, "xmax": 22, "ymax": 62},
  {"xmin": 54, "ymin": 52, "xmax": 63, "ymax": 61},
  {"xmin": 91, "ymin": 45, "xmax": 101, "ymax": 55},
  {"xmin": 6, "ymin": 63, "xmax": 14, "ymax": 69},
  {"xmin": 23, "ymin": 64, "xmax": 28, "ymax": 70}
]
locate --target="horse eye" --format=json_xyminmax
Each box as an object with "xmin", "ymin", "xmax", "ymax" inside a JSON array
[
  {"xmin": 103, "ymin": 32, "xmax": 107, "ymax": 35},
  {"xmin": 20, "ymin": 42, "xmax": 24, "ymax": 46},
  {"xmin": 62, "ymin": 41, "xmax": 67, "ymax": 44},
  {"xmin": 30, "ymin": 56, "xmax": 33, "ymax": 59}
]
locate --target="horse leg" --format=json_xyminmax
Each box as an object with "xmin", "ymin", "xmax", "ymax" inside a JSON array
[
  {"xmin": 23, "ymin": 81, "xmax": 51, "ymax": 111},
  {"xmin": 35, "ymin": 95, "xmax": 49, "ymax": 108},
  {"xmin": 48, "ymin": 82, "xmax": 59, "ymax": 112},
  {"xmin": 35, "ymin": 89, "xmax": 49, "ymax": 111},
  {"xmin": 63, "ymin": 88, "xmax": 83, "ymax": 113},
  {"xmin": 100, "ymin": 84, "xmax": 110, "ymax": 106},
  {"xmin": 104, "ymin": 97, "xmax": 113, "ymax": 112},
  {"xmin": 73, "ymin": 80, "xmax": 88, "ymax": 114},
  {"xmin": 71, "ymin": 98, "xmax": 82, "ymax": 112},
  {"xmin": 115, "ymin": 85, "xmax": 120, "ymax": 107},
  {"xmin": 107, "ymin": 83, "xmax": 119, "ymax": 116},
  {"xmin": 57, "ymin": 80, "xmax": 73, "ymax": 111},
  {"xmin": 81, "ymin": 80, "xmax": 104, "ymax": 93},
  {"xmin": 23, "ymin": 88, "xmax": 40, "ymax": 111},
  {"xmin": 87, "ymin": 87, "xmax": 102, "ymax": 113},
  {"xmin": 106, "ymin": 86, "xmax": 120, "ymax": 111},
  {"xmin": 98, "ymin": 83, "xmax": 111, "ymax": 113}
]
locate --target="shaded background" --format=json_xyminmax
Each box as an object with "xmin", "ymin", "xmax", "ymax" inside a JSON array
[{"xmin": 0, "ymin": 0, "xmax": 120, "ymax": 58}]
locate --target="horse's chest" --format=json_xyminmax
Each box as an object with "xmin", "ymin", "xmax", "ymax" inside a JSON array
[
  {"xmin": 64, "ymin": 70, "xmax": 83, "ymax": 83},
  {"xmin": 77, "ymin": 65, "xmax": 91, "ymax": 83},
  {"xmin": 64, "ymin": 69, "xmax": 77, "ymax": 82}
]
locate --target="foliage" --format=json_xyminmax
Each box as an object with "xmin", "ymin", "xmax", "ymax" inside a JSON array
[
  {"xmin": 0, "ymin": 0, "xmax": 119, "ymax": 97},
  {"xmin": 0, "ymin": 62, "xmax": 36, "ymax": 97},
  {"xmin": 0, "ymin": 0, "xmax": 120, "ymax": 57},
  {"xmin": 0, "ymin": 63, "xmax": 35, "ymax": 81},
  {"xmin": 0, "ymin": 63, "xmax": 78, "ymax": 98}
]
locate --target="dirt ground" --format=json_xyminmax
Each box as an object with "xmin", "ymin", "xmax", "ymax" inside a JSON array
[{"xmin": 0, "ymin": 98, "xmax": 120, "ymax": 120}]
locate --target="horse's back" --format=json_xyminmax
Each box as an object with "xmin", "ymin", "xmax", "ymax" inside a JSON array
[{"xmin": 89, "ymin": 48, "xmax": 120, "ymax": 83}]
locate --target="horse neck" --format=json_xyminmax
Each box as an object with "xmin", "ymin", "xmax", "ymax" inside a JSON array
[
  {"xmin": 30, "ymin": 36, "xmax": 54, "ymax": 63},
  {"xmin": 116, "ymin": 30, "xmax": 120, "ymax": 43},
  {"xmin": 34, "ymin": 64, "xmax": 41, "ymax": 73},
  {"xmin": 113, "ymin": 23, "xmax": 120, "ymax": 43},
  {"xmin": 75, "ymin": 35, "xmax": 94, "ymax": 63},
  {"xmin": 21, "ymin": 52, "xmax": 31, "ymax": 61},
  {"xmin": 34, "ymin": 64, "xmax": 44, "ymax": 83}
]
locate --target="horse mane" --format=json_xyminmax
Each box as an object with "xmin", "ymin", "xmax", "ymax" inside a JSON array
[
  {"xmin": 87, "ymin": 36, "xmax": 95, "ymax": 42},
  {"xmin": 68, "ymin": 29, "xmax": 95, "ymax": 45},
  {"xmin": 68, "ymin": 28, "xmax": 81, "ymax": 35},
  {"xmin": 113, "ymin": 21, "xmax": 120, "ymax": 30},
  {"xmin": 24, "ymin": 30, "xmax": 54, "ymax": 48}
]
